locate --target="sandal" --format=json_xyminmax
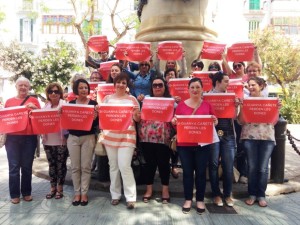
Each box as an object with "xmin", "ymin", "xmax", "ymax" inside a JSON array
[
  {"xmin": 111, "ymin": 199, "xmax": 120, "ymax": 206},
  {"xmin": 46, "ymin": 189, "xmax": 57, "ymax": 199},
  {"xmin": 142, "ymin": 196, "xmax": 152, "ymax": 203},
  {"xmin": 55, "ymin": 191, "xmax": 64, "ymax": 199},
  {"xmin": 245, "ymin": 198, "xmax": 256, "ymax": 206},
  {"xmin": 11, "ymin": 198, "xmax": 20, "ymax": 204},
  {"xmin": 23, "ymin": 195, "xmax": 33, "ymax": 202},
  {"xmin": 258, "ymin": 199, "xmax": 268, "ymax": 207},
  {"xmin": 162, "ymin": 197, "xmax": 170, "ymax": 204}
]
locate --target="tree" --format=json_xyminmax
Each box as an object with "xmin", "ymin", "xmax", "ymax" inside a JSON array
[{"xmin": 250, "ymin": 26, "xmax": 300, "ymax": 97}]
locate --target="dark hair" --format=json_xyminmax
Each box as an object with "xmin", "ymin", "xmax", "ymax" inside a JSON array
[
  {"xmin": 209, "ymin": 71, "xmax": 228, "ymax": 88},
  {"xmin": 45, "ymin": 82, "xmax": 64, "ymax": 101},
  {"xmin": 73, "ymin": 78, "xmax": 90, "ymax": 95},
  {"xmin": 232, "ymin": 61, "xmax": 245, "ymax": 68},
  {"xmin": 164, "ymin": 68, "xmax": 178, "ymax": 79},
  {"xmin": 188, "ymin": 77, "xmax": 203, "ymax": 88},
  {"xmin": 107, "ymin": 63, "xmax": 123, "ymax": 83},
  {"xmin": 248, "ymin": 76, "xmax": 266, "ymax": 90},
  {"xmin": 113, "ymin": 72, "xmax": 130, "ymax": 87},
  {"xmin": 150, "ymin": 76, "xmax": 171, "ymax": 98},
  {"xmin": 208, "ymin": 62, "xmax": 221, "ymax": 71},
  {"xmin": 191, "ymin": 60, "xmax": 204, "ymax": 70},
  {"xmin": 90, "ymin": 70, "xmax": 103, "ymax": 81}
]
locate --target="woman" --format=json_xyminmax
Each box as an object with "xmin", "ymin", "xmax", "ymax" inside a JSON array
[
  {"xmin": 107, "ymin": 63, "xmax": 122, "ymax": 83},
  {"xmin": 4, "ymin": 76, "xmax": 41, "ymax": 204},
  {"xmin": 90, "ymin": 70, "xmax": 104, "ymax": 82},
  {"xmin": 208, "ymin": 72, "xmax": 237, "ymax": 207},
  {"xmin": 67, "ymin": 78, "xmax": 98, "ymax": 206},
  {"xmin": 189, "ymin": 60, "xmax": 204, "ymax": 78},
  {"xmin": 43, "ymin": 83, "xmax": 68, "ymax": 200},
  {"xmin": 238, "ymin": 77, "xmax": 278, "ymax": 207},
  {"xmin": 139, "ymin": 77, "xmax": 174, "ymax": 204},
  {"xmin": 101, "ymin": 73, "xmax": 141, "ymax": 209},
  {"xmin": 123, "ymin": 61, "xmax": 156, "ymax": 102},
  {"xmin": 156, "ymin": 57, "xmax": 187, "ymax": 78},
  {"xmin": 172, "ymin": 78, "xmax": 218, "ymax": 214}
]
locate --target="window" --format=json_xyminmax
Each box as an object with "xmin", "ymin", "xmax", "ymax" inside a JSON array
[
  {"xmin": 42, "ymin": 15, "xmax": 75, "ymax": 34},
  {"xmin": 20, "ymin": 18, "xmax": 33, "ymax": 42},
  {"xmin": 272, "ymin": 17, "xmax": 300, "ymax": 35},
  {"xmin": 249, "ymin": 20, "xmax": 260, "ymax": 34},
  {"xmin": 249, "ymin": 0, "xmax": 260, "ymax": 10}
]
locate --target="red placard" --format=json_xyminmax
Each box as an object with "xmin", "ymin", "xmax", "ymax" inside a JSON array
[
  {"xmin": 157, "ymin": 41, "xmax": 183, "ymax": 61},
  {"xmin": 227, "ymin": 79, "xmax": 244, "ymax": 99},
  {"xmin": 89, "ymin": 82, "xmax": 106, "ymax": 101},
  {"xmin": 31, "ymin": 109, "xmax": 60, "ymax": 134},
  {"xmin": 176, "ymin": 115, "xmax": 214, "ymax": 143},
  {"xmin": 203, "ymin": 93, "xmax": 236, "ymax": 118},
  {"xmin": 61, "ymin": 104, "xmax": 95, "ymax": 131},
  {"xmin": 115, "ymin": 43, "xmax": 129, "ymax": 60},
  {"xmin": 97, "ymin": 84, "xmax": 115, "ymax": 103},
  {"xmin": 98, "ymin": 104, "xmax": 133, "ymax": 130},
  {"xmin": 126, "ymin": 42, "xmax": 151, "ymax": 62},
  {"xmin": 201, "ymin": 41, "xmax": 226, "ymax": 60},
  {"xmin": 66, "ymin": 92, "xmax": 77, "ymax": 102},
  {"xmin": 87, "ymin": 35, "xmax": 109, "ymax": 53},
  {"xmin": 242, "ymin": 97, "xmax": 279, "ymax": 124},
  {"xmin": 192, "ymin": 71, "xmax": 213, "ymax": 92},
  {"xmin": 0, "ymin": 106, "xmax": 29, "ymax": 133},
  {"xmin": 227, "ymin": 42, "xmax": 254, "ymax": 62},
  {"xmin": 99, "ymin": 60, "xmax": 119, "ymax": 81},
  {"xmin": 168, "ymin": 78, "xmax": 190, "ymax": 101},
  {"xmin": 141, "ymin": 97, "xmax": 175, "ymax": 122}
]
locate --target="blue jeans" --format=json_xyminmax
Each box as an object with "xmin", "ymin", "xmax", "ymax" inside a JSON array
[
  {"xmin": 243, "ymin": 140, "xmax": 275, "ymax": 198},
  {"xmin": 5, "ymin": 135, "xmax": 37, "ymax": 198},
  {"xmin": 235, "ymin": 121, "xmax": 247, "ymax": 177},
  {"xmin": 177, "ymin": 145, "xmax": 210, "ymax": 201},
  {"xmin": 209, "ymin": 135, "xmax": 235, "ymax": 198}
]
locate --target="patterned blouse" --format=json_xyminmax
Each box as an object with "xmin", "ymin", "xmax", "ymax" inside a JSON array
[{"xmin": 240, "ymin": 123, "xmax": 275, "ymax": 142}]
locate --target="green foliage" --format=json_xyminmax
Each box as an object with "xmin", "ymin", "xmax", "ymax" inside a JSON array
[
  {"xmin": 0, "ymin": 11, "xmax": 5, "ymax": 23},
  {"xmin": 31, "ymin": 40, "xmax": 79, "ymax": 93},
  {"xmin": 280, "ymin": 81, "xmax": 300, "ymax": 124}
]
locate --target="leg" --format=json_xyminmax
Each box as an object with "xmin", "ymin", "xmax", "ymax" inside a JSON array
[
  {"xmin": 56, "ymin": 145, "xmax": 69, "ymax": 198},
  {"xmin": 235, "ymin": 121, "xmax": 248, "ymax": 179},
  {"xmin": 117, "ymin": 147, "xmax": 136, "ymax": 202},
  {"xmin": 44, "ymin": 145, "xmax": 58, "ymax": 188},
  {"xmin": 208, "ymin": 142, "xmax": 221, "ymax": 197},
  {"xmin": 106, "ymin": 146, "xmax": 122, "ymax": 200}
]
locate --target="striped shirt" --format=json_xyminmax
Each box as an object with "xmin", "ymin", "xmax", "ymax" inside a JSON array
[{"xmin": 101, "ymin": 94, "xmax": 139, "ymax": 148}]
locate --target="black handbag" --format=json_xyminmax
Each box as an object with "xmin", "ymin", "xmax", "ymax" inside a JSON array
[{"xmin": 131, "ymin": 148, "xmax": 146, "ymax": 185}]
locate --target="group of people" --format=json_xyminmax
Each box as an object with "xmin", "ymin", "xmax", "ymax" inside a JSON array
[{"xmin": 2, "ymin": 47, "xmax": 280, "ymax": 215}]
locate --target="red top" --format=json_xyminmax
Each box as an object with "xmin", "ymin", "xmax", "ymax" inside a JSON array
[
  {"xmin": 175, "ymin": 100, "xmax": 215, "ymax": 146},
  {"xmin": 5, "ymin": 96, "xmax": 41, "ymax": 135}
]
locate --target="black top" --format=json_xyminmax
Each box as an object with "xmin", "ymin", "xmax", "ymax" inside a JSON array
[{"xmin": 68, "ymin": 99, "xmax": 98, "ymax": 136}]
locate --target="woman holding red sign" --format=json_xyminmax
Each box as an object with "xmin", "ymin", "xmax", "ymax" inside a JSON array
[
  {"xmin": 4, "ymin": 77, "xmax": 41, "ymax": 204},
  {"xmin": 139, "ymin": 77, "xmax": 174, "ymax": 204},
  {"xmin": 101, "ymin": 73, "xmax": 141, "ymax": 210},
  {"xmin": 171, "ymin": 77, "xmax": 218, "ymax": 214},
  {"xmin": 238, "ymin": 77, "xmax": 278, "ymax": 207},
  {"xmin": 43, "ymin": 83, "xmax": 68, "ymax": 200},
  {"xmin": 67, "ymin": 79, "xmax": 98, "ymax": 207}
]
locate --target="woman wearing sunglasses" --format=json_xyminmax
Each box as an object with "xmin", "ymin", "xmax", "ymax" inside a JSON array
[
  {"xmin": 189, "ymin": 60, "xmax": 204, "ymax": 78},
  {"xmin": 43, "ymin": 83, "xmax": 68, "ymax": 200}
]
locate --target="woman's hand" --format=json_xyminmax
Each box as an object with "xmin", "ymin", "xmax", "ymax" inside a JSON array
[
  {"xmin": 137, "ymin": 94, "xmax": 145, "ymax": 102},
  {"xmin": 26, "ymin": 103, "xmax": 38, "ymax": 110},
  {"xmin": 133, "ymin": 106, "xmax": 141, "ymax": 122},
  {"xmin": 171, "ymin": 116, "xmax": 177, "ymax": 126},
  {"xmin": 174, "ymin": 96, "xmax": 181, "ymax": 103},
  {"xmin": 93, "ymin": 105, "xmax": 99, "ymax": 120},
  {"xmin": 235, "ymin": 97, "xmax": 242, "ymax": 108},
  {"xmin": 212, "ymin": 115, "xmax": 218, "ymax": 126}
]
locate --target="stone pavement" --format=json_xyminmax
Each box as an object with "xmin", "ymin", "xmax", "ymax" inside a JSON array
[{"xmin": 0, "ymin": 124, "xmax": 299, "ymax": 224}]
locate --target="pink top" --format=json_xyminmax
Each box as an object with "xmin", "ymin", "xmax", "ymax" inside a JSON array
[{"xmin": 175, "ymin": 100, "xmax": 215, "ymax": 146}]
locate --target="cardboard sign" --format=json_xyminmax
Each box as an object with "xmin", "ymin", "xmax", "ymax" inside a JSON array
[
  {"xmin": 115, "ymin": 43, "xmax": 129, "ymax": 60},
  {"xmin": 192, "ymin": 71, "xmax": 213, "ymax": 92},
  {"xmin": 87, "ymin": 35, "xmax": 109, "ymax": 53},
  {"xmin": 141, "ymin": 97, "xmax": 175, "ymax": 122},
  {"xmin": 176, "ymin": 115, "xmax": 214, "ymax": 143},
  {"xmin": 31, "ymin": 109, "xmax": 60, "ymax": 134},
  {"xmin": 157, "ymin": 41, "xmax": 183, "ymax": 61},
  {"xmin": 97, "ymin": 84, "xmax": 115, "ymax": 103},
  {"xmin": 66, "ymin": 92, "xmax": 77, "ymax": 102},
  {"xmin": 99, "ymin": 60, "xmax": 119, "ymax": 81},
  {"xmin": 201, "ymin": 41, "xmax": 226, "ymax": 60},
  {"xmin": 203, "ymin": 93, "xmax": 236, "ymax": 118},
  {"xmin": 126, "ymin": 42, "xmax": 151, "ymax": 62},
  {"xmin": 227, "ymin": 42, "xmax": 254, "ymax": 62},
  {"xmin": 242, "ymin": 97, "xmax": 279, "ymax": 124},
  {"xmin": 227, "ymin": 79, "xmax": 244, "ymax": 99},
  {"xmin": 98, "ymin": 104, "xmax": 133, "ymax": 130},
  {"xmin": 168, "ymin": 78, "xmax": 190, "ymax": 101},
  {"xmin": 89, "ymin": 82, "xmax": 105, "ymax": 91},
  {"xmin": 0, "ymin": 106, "xmax": 29, "ymax": 133},
  {"xmin": 89, "ymin": 82, "xmax": 105, "ymax": 101},
  {"xmin": 61, "ymin": 104, "xmax": 95, "ymax": 131}
]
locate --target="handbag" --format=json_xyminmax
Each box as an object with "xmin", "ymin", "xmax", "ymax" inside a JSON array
[
  {"xmin": 169, "ymin": 101, "xmax": 202, "ymax": 152},
  {"xmin": 94, "ymin": 131, "xmax": 107, "ymax": 156}
]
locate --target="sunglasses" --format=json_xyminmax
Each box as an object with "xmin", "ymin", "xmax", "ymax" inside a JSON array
[
  {"xmin": 152, "ymin": 83, "xmax": 164, "ymax": 88},
  {"xmin": 140, "ymin": 63, "xmax": 149, "ymax": 67},
  {"xmin": 47, "ymin": 90, "xmax": 60, "ymax": 95},
  {"xmin": 192, "ymin": 62, "xmax": 203, "ymax": 68},
  {"xmin": 209, "ymin": 66, "xmax": 219, "ymax": 70},
  {"xmin": 233, "ymin": 63, "xmax": 243, "ymax": 69}
]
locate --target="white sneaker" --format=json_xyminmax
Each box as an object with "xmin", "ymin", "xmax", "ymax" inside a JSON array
[{"xmin": 239, "ymin": 176, "xmax": 248, "ymax": 184}]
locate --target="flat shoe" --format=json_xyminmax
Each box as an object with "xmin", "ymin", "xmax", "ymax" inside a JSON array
[
  {"xmin": 72, "ymin": 200, "xmax": 80, "ymax": 206},
  {"xmin": 142, "ymin": 196, "xmax": 152, "ymax": 203},
  {"xmin": 196, "ymin": 207, "xmax": 205, "ymax": 215},
  {"xmin": 111, "ymin": 199, "xmax": 120, "ymax": 206},
  {"xmin": 11, "ymin": 198, "xmax": 20, "ymax": 204},
  {"xmin": 127, "ymin": 202, "xmax": 135, "ymax": 210},
  {"xmin": 258, "ymin": 200, "xmax": 268, "ymax": 207},
  {"xmin": 81, "ymin": 200, "xmax": 89, "ymax": 206},
  {"xmin": 245, "ymin": 198, "xmax": 255, "ymax": 206},
  {"xmin": 23, "ymin": 196, "xmax": 33, "ymax": 202},
  {"xmin": 182, "ymin": 207, "xmax": 191, "ymax": 214}
]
